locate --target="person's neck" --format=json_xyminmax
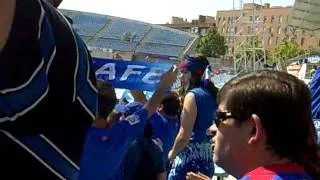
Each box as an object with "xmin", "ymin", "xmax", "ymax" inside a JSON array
[
  {"xmin": 236, "ymin": 151, "xmax": 292, "ymax": 178},
  {"xmin": 158, "ymin": 110, "xmax": 176, "ymax": 119}
]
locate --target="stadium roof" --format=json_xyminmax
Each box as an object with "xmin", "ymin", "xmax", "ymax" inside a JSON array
[
  {"xmin": 59, "ymin": 9, "xmax": 197, "ymax": 58},
  {"xmin": 288, "ymin": 0, "xmax": 320, "ymax": 30}
]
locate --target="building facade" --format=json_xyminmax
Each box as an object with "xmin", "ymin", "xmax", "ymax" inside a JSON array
[
  {"xmin": 161, "ymin": 15, "xmax": 216, "ymax": 36},
  {"xmin": 164, "ymin": 3, "xmax": 320, "ymax": 51},
  {"xmin": 216, "ymin": 3, "xmax": 320, "ymax": 51}
]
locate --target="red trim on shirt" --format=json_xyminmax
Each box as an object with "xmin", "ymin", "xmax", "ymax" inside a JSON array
[{"xmin": 244, "ymin": 164, "xmax": 306, "ymax": 177}]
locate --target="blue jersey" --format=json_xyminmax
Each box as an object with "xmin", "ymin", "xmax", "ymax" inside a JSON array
[
  {"xmin": 78, "ymin": 108, "xmax": 149, "ymax": 180},
  {"xmin": 168, "ymin": 87, "xmax": 216, "ymax": 180},
  {"xmin": 239, "ymin": 164, "xmax": 312, "ymax": 180},
  {"xmin": 189, "ymin": 88, "xmax": 216, "ymax": 143},
  {"xmin": 121, "ymin": 136, "xmax": 165, "ymax": 180},
  {"xmin": 150, "ymin": 112, "xmax": 179, "ymax": 166}
]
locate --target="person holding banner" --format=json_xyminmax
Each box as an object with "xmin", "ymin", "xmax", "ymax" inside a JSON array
[
  {"xmin": 1, "ymin": 0, "xmax": 97, "ymax": 179},
  {"xmin": 78, "ymin": 66, "xmax": 178, "ymax": 180},
  {"xmin": 168, "ymin": 55, "xmax": 218, "ymax": 179}
]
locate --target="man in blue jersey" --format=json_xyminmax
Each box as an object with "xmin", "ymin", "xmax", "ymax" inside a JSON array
[
  {"xmin": 78, "ymin": 66, "xmax": 178, "ymax": 180},
  {"xmin": 1, "ymin": 0, "xmax": 97, "ymax": 179},
  {"xmin": 209, "ymin": 70, "xmax": 319, "ymax": 180},
  {"xmin": 187, "ymin": 70, "xmax": 320, "ymax": 180}
]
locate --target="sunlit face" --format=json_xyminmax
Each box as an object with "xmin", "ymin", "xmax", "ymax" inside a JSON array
[
  {"xmin": 180, "ymin": 71, "xmax": 191, "ymax": 90},
  {"xmin": 210, "ymin": 103, "xmax": 248, "ymax": 175}
]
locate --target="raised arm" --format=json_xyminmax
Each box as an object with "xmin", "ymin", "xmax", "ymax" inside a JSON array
[
  {"xmin": 130, "ymin": 90, "xmax": 148, "ymax": 105},
  {"xmin": 168, "ymin": 92, "xmax": 197, "ymax": 162},
  {"xmin": 144, "ymin": 66, "xmax": 178, "ymax": 118}
]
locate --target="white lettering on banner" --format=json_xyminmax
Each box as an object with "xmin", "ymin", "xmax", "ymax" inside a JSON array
[
  {"xmin": 95, "ymin": 63, "xmax": 116, "ymax": 80},
  {"xmin": 142, "ymin": 67, "xmax": 165, "ymax": 84},
  {"xmin": 120, "ymin": 65, "xmax": 146, "ymax": 81}
]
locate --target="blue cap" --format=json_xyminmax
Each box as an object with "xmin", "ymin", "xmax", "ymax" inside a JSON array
[{"xmin": 114, "ymin": 102, "xmax": 143, "ymax": 116}]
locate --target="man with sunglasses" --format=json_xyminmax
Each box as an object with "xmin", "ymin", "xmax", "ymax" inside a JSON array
[
  {"xmin": 210, "ymin": 70, "xmax": 319, "ymax": 180},
  {"xmin": 187, "ymin": 70, "xmax": 320, "ymax": 180}
]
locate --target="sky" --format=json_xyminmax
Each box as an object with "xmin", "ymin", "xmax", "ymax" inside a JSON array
[{"xmin": 59, "ymin": 0, "xmax": 296, "ymax": 24}]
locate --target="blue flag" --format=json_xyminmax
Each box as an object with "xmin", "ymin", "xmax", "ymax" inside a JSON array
[{"xmin": 93, "ymin": 58, "xmax": 172, "ymax": 91}]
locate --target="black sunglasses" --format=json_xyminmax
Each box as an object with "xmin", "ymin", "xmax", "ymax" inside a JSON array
[{"xmin": 214, "ymin": 111, "xmax": 237, "ymax": 127}]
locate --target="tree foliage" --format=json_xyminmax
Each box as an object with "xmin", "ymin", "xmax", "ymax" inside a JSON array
[
  {"xmin": 196, "ymin": 27, "xmax": 227, "ymax": 58},
  {"xmin": 269, "ymin": 39, "xmax": 310, "ymax": 64}
]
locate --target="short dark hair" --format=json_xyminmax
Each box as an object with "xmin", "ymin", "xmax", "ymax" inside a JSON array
[
  {"xmin": 217, "ymin": 70, "xmax": 320, "ymax": 178},
  {"xmin": 96, "ymin": 80, "xmax": 117, "ymax": 119},
  {"xmin": 161, "ymin": 92, "xmax": 180, "ymax": 117}
]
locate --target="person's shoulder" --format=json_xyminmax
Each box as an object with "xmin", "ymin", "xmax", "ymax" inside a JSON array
[
  {"xmin": 122, "ymin": 108, "xmax": 148, "ymax": 126},
  {"xmin": 150, "ymin": 112, "xmax": 162, "ymax": 121}
]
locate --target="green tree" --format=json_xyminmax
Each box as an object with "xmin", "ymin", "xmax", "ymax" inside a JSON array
[
  {"xmin": 269, "ymin": 39, "xmax": 310, "ymax": 65},
  {"xmin": 196, "ymin": 27, "xmax": 227, "ymax": 58}
]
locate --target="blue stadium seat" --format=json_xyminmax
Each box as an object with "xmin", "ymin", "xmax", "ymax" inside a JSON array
[
  {"xmin": 99, "ymin": 19, "xmax": 151, "ymax": 42},
  {"xmin": 72, "ymin": 13, "xmax": 109, "ymax": 36},
  {"xmin": 88, "ymin": 38, "xmax": 137, "ymax": 52},
  {"xmin": 136, "ymin": 43, "xmax": 184, "ymax": 57},
  {"xmin": 146, "ymin": 28, "xmax": 191, "ymax": 46}
]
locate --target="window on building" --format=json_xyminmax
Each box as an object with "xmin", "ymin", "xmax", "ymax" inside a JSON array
[
  {"xmin": 276, "ymin": 37, "xmax": 280, "ymax": 45},
  {"xmin": 310, "ymin": 30, "xmax": 315, "ymax": 37},
  {"xmin": 271, "ymin": 16, "xmax": 274, "ymax": 23},
  {"xmin": 218, "ymin": 17, "xmax": 221, "ymax": 24},
  {"xmin": 255, "ymin": 16, "xmax": 259, "ymax": 21},
  {"xmin": 301, "ymin": 37, "xmax": 305, "ymax": 46},
  {"xmin": 249, "ymin": 16, "xmax": 253, "ymax": 21},
  {"xmin": 278, "ymin": 26, "xmax": 281, "ymax": 35},
  {"xmin": 201, "ymin": 28, "xmax": 207, "ymax": 35},
  {"xmin": 248, "ymin": 26, "xmax": 251, "ymax": 33},
  {"xmin": 268, "ymin": 37, "xmax": 272, "ymax": 46},
  {"xmin": 278, "ymin": 16, "xmax": 283, "ymax": 24},
  {"xmin": 269, "ymin": 27, "xmax": 273, "ymax": 34},
  {"xmin": 284, "ymin": 26, "xmax": 289, "ymax": 35}
]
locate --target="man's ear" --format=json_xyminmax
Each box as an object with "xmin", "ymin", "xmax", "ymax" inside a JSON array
[{"xmin": 248, "ymin": 114, "xmax": 263, "ymax": 145}]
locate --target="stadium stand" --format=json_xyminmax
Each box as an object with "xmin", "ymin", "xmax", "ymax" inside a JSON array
[
  {"xmin": 136, "ymin": 43, "xmax": 184, "ymax": 57},
  {"xmin": 98, "ymin": 19, "xmax": 151, "ymax": 42},
  {"xmin": 59, "ymin": 9, "xmax": 197, "ymax": 58}
]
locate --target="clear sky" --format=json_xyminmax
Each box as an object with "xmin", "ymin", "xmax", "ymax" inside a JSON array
[{"xmin": 59, "ymin": 0, "xmax": 296, "ymax": 24}]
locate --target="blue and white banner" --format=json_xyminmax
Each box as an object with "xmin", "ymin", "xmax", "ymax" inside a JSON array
[
  {"xmin": 311, "ymin": 67, "xmax": 320, "ymax": 143},
  {"xmin": 93, "ymin": 58, "xmax": 172, "ymax": 91}
]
